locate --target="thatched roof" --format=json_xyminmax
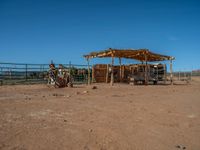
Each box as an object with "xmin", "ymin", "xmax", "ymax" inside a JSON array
[{"xmin": 84, "ymin": 48, "xmax": 175, "ymax": 62}]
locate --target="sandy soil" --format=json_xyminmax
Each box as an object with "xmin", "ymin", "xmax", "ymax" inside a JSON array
[{"xmin": 0, "ymin": 79, "xmax": 200, "ymax": 150}]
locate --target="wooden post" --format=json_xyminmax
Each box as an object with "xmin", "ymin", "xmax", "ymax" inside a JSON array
[
  {"xmin": 106, "ymin": 64, "xmax": 109, "ymax": 83},
  {"xmin": 122, "ymin": 65, "xmax": 124, "ymax": 79},
  {"xmin": 25, "ymin": 64, "xmax": 28, "ymax": 81},
  {"xmin": 164, "ymin": 64, "xmax": 166, "ymax": 84},
  {"xmin": 119, "ymin": 57, "xmax": 122, "ymax": 82},
  {"xmin": 144, "ymin": 54, "xmax": 148, "ymax": 85},
  {"xmin": 170, "ymin": 59, "xmax": 173, "ymax": 85},
  {"xmin": 92, "ymin": 65, "xmax": 94, "ymax": 83},
  {"xmin": 184, "ymin": 70, "xmax": 186, "ymax": 80},
  {"xmin": 110, "ymin": 56, "xmax": 114, "ymax": 86},
  {"xmin": 156, "ymin": 65, "xmax": 158, "ymax": 80},
  {"xmin": 87, "ymin": 58, "xmax": 91, "ymax": 85},
  {"xmin": 69, "ymin": 61, "xmax": 71, "ymax": 80}
]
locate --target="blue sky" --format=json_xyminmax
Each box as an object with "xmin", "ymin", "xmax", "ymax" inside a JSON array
[{"xmin": 0, "ymin": 0, "xmax": 200, "ymax": 71}]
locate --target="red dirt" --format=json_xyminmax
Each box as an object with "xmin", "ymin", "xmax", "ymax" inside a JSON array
[{"xmin": 0, "ymin": 79, "xmax": 200, "ymax": 150}]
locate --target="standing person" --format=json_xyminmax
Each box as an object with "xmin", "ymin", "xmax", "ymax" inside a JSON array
[
  {"xmin": 58, "ymin": 64, "xmax": 64, "ymax": 78},
  {"xmin": 48, "ymin": 63, "xmax": 57, "ymax": 85}
]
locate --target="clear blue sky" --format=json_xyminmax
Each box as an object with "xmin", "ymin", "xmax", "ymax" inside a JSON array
[{"xmin": 0, "ymin": 0, "xmax": 200, "ymax": 71}]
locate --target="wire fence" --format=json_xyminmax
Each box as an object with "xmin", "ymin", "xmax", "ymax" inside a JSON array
[
  {"xmin": 172, "ymin": 70, "xmax": 200, "ymax": 81},
  {"xmin": 0, "ymin": 62, "xmax": 90, "ymax": 85},
  {"xmin": 0, "ymin": 62, "xmax": 200, "ymax": 85}
]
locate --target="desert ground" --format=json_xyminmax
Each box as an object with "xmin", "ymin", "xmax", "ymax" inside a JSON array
[{"xmin": 0, "ymin": 78, "xmax": 200, "ymax": 150}]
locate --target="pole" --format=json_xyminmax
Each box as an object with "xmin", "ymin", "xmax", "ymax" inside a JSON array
[
  {"xmin": 164, "ymin": 64, "xmax": 166, "ymax": 84},
  {"xmin": 122, "ymin": 65, "xmax": 124, "ymax": 79},
  {"xmin": 87, "ymin": 58, "xmax": 91, "ymax": 85},
  {"xmin": 156, "ymin": 65, "xmax": 158, "ymax": 80},
  {"xmin": 106, "ymin": 64, "xmax": 109, "ymax": 83},
  {"xmin": 110, "ymin": 56, "xmax": 114, "ymax": 86},
  {"xmin": 25, "ymin": 64, "xmax": 28, "ymax": 81},
  {"xmin": 92, "ymin": 65, "xmax": 94, "ymax": 83},
  {"xmin": 144, "ymin": 54, "xmax": 148, "ymax": 85},
  {"xmin": 184, "ymin": 70, "xmax": 186, "ymax": 80},
  {"xmin": 170, "ymin": 59, "xmax": 173, "ymax": 85},
  {"xmin": 119, "ymin": 57, "xmax": 122, "ymax": 82},
  {"xmin": 68, "ymin": 61, "xmax": 71, "ymax": 82}
]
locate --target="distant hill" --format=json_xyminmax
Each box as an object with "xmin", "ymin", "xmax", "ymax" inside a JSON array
[
  {"xmin": 192, "ymin": 70, "xmax": 200, "ymax": 76},
  {"xmin": 192, "ymin": 70, "xmax": 200, "ymax": 72}
]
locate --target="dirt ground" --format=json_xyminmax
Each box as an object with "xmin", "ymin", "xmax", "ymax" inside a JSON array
[{"xmin": 0, "ymin": 78, "xmax": 200, "ymax": 150}]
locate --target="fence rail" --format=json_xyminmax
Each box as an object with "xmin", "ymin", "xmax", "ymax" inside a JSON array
[
  {"xmin": 0, "ymin": 62, "xmax": 200, "ymax": 85},
  {"xmin": 0, "ymin": 62, "xmax": 91, "ymax": 85}
]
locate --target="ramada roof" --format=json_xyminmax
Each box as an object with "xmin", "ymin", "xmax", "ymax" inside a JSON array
[{"xmin": 84, "ymin": 48, "xmax": 175, "ymax": 62}]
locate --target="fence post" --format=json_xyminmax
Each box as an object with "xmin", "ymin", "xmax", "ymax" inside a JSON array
[
  {"xmin": 110, "ymin": 56, "xmax": 114, "ymax": 86},
  {"xmin": 144, "ymin": 54, "xmax": 148, "ymax": 85},
  {"xmin": 184, "ymin": 71, "xmax": 186, "ymax": 80},
  {"xmin": 69, "ymin": 61, "xmax": 71, "ymax": 78},
  {"xmin": 170, "ymin": 59, "xmax": 173, "ymax": 85},
  {"xmin": 106, "ymin": 64, "xmax": 109, "ymax": 83},
  {"xmin": 25, "ymin": 64, "xmax": 28, "ymax": 81},
  {"xmin": 92, "ymin": 65, "xmax": 94, "ymax": 83},
  {"xmin": 87, "ymin": 58, "xmax": 91, "ymax": 85},
  {"xmin": 164, "ymin": 64, "xmax": 166, "ymax": 84},
  {"xmin": 0, "ymin": 67, "xmax": 2, "ymax": 85}
]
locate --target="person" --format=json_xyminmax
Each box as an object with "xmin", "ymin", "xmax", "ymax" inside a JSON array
[
  {"xmin": 55, "ymin": 64, "xmax": 68, "ymax": 88},
  {"xmin": 58, "ymin": 64, "xmax": 64, "ymax": 78},
  {"xmin": 48, "ymin": 63, "xmax": 57, "ymax": 85}
]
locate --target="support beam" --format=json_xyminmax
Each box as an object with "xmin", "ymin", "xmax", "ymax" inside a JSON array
[
  {"xmin": 144, "ymin": 54, "xmax": 148, "ymax": 85},
  {"xmin": 170, "ymin": 59, "xmax": 173, "ymax": 85},
  {"xmin": 164, "ymin": 64, "xmax": 167, "ymax": 84},
  {"xmin": 87, "ymin": 58, "xmax": 91, "ymax": 85},
  {"xmin": 110, "ymin": 56, "xmax": 114, "ymax": 86},
  {"xmin": 122, "ymin": 65, "xmax": 124, "ymax": 79},
  {"xmin": 106, "ymin": 64, "xmax": 109, "ymax": 83},
  {"xmin": 92, "ymin": 65, "xmax": 94, "ymax": 83},
  {"xmin": 69, "ymin": 61, "xmax": 71, "ymax": 81},
  {"xmin": 119, "ymin": 57, "xmax": 122, "ymax": 82},
  {"xmin": 25, "ymin": 64, "xmax": 28, "ymax": 81}
]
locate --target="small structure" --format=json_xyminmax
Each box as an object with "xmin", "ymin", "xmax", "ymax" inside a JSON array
[
  {"xmin": 92, "ymin": 63, "xmax": 166, "ymax": 84},
  {"xmin": 84, "ymin": 48, "xmax": 175, "ymax": 85}
]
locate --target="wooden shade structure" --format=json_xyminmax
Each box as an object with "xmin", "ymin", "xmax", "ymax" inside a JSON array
[
  {"xmin": 84, "ymin": 48, "xmax": 174, "ymax": 61},
  {"xmin": 84, "ymin": 48, "xmax": 175, "ymax": 85}
]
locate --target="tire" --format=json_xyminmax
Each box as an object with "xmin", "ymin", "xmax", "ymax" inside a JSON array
[{"xmin": 153, "ymin": 81, "xmax": 157, "ymax": 85}]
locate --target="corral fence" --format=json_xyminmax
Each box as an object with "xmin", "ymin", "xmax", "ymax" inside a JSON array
[
  {"xmin": 0, "ymin": 62, "xmax": 91, "ymax": 85},
  {"xmin": 0, "ymin": 62, "xmax": 200, "ymax": 86},
  {"xmin": 172, "ymin": 70, "xmax": 200, "ymax": 82}
]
